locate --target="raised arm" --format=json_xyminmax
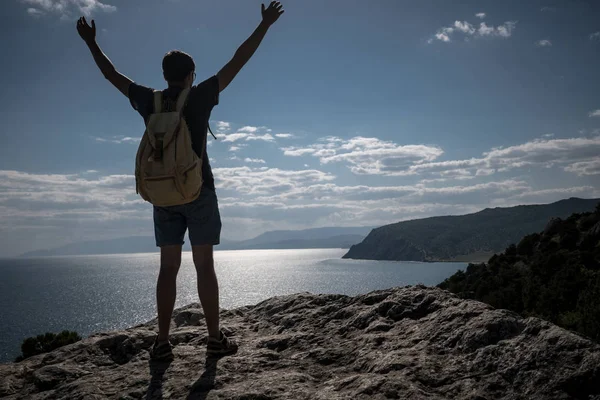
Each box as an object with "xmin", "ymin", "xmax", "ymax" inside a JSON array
[
  {"xmin": 217, "ymin": 1, "xmax": 284, "ymax": 92},
  {"xmin": 77, "ymin": 17, "xmax": 132, "ymax": 98}
]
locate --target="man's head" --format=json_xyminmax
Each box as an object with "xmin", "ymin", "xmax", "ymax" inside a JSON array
[{"xmin": 162, "ymin": 50, "xmax": 195, "ymax": 88}]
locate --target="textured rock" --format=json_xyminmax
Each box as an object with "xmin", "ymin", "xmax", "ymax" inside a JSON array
[{"xmin": 1, "ymin": 286, "xmax": 599, "ymax": 399}]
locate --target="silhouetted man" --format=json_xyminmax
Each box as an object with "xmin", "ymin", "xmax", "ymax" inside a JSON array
[{"xmin": 77, "ymin": 1, "xmax": 284, "ymax": 360}]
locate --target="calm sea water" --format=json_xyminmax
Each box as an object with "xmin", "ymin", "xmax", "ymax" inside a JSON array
[{"xmin": 0, "ymin": 249, "xmax": 465, "ymax": 363}]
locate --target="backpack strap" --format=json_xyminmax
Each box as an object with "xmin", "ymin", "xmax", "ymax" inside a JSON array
[
  {"xmin": 153, "ymin": 91, "xmax": 162, "ymax": 114},
  {"xmin": 176, "ymin": 88, "xmax": 191, "ymax": 113}
]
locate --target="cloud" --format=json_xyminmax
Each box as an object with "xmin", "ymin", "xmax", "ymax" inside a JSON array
[
  {"xmin": 246, "ymin": 134, "xmax": 275, "ymax": 142},
  {"xmin": 283, "ymin": 135, "xmax": 600, "ymax": 179},
  {"xmin": 536, "ymin": 39, "xmax": 552, "ymax": 47},
  {"xmin": 412, "ymin": 136, "xmax": 600, "ymax": 177},
  {"xmin": 564, "ymin": 160, "xmax": 600, "ymax": 176},
  {"xmin": 283, "ymin": 136, "xmax": 443, "ymax": 176},
  {"xmin": 507, "ymin": 186, "xmax": 595, "ymax": 203},
  {"xmin": 94, "ymin": 136, "xmax": 140, "ymax": 144},
  {"xmin": 591, "ymin": 32, "xmax": 600, "ymax": 41},
  {"xmin": 21, "ymin": 0, "xmax": 116, "ymax": 18},
  {"xmin": 429, "ymin": 19, "xmax": 517, "ymax": 43},
  {"xmin": 541, "ymin": 7, "xmax": 556, "ymax": 12},
  {"xmin": 244, "ymin": 158, "xmax": 266, "ymax": 164},
  {"xmin": 589, "ymin": 110, "xmax": 600, "ymax": 117},
  {"xmin": 1, "ymin": 138, "xmax": 599, "ymax": 256},
  {"xmin": 475, "ymin": 13, "xmax": 486, "ymax": 19},
  {"xmin": 475, "ymin": 23, "xmax": 493, "ymax": 37},
  {"xmin": 454, "ymin": 21, "xmax": 475, "ymax": 34},
  {"xmin": 215, "ymin": 121, "xmax": 230, "ymax": 132},
  {"xmin": 219, "ymin": 124, "xmax": 276, "ymax": 143},
  {"xmin": 2, "ymin": 116, "xmax": 599, "ymax": 256},
  {"xmin": 214, "ymin": 166, "xmax": 336, "ymax": 196},
  {"xmin": 495, "ymin": 21, "xmax": 517, "ymax": 38},
  {"xmin": 275, "ymin": 133, "xmax": 295, "ymax": 139},
  {"xmin": 239, "ymin": 126, "xmax": 259, "ymax": 133},
  {"xmin": 27, "ymin": 7, "xmax": 44, "ymax": 16}
]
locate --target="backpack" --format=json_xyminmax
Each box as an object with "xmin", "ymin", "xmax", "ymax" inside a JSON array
[{"xmin": 135, "ymin": 88, "xmax": 204, "ymax": 207}]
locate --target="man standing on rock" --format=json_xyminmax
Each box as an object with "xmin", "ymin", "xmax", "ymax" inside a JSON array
[{"xmin": 76, "ymin": 2, "xmax": 285, "ymax": 360}]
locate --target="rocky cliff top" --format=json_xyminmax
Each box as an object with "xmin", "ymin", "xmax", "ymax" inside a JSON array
[{"xmin": 1, "ymin": 286, "xmax": 599, "ymax": 399}]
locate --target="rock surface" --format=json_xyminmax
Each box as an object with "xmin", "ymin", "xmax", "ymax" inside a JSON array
[{"xmin": 1, "ymin": 286, "xmax": 600, "ymax": 400}]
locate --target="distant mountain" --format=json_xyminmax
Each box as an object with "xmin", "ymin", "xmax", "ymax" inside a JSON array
[
  {"xmin": 343, "ymin": 198, "xmax": 600, "ymax": 262},
  {"xmin": 20, "ymin": 226, "xmax": 371, "ymax": 257},
  {"xmin": 219, "ymin": 227, "xmax": 372, "ymax": 250},
  {"xmin": 20, "ymin": 236, "xmax": 164, "ymax": 257}
]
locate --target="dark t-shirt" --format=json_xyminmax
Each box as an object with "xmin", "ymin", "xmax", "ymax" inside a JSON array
[{"xmin": 129, "ymin": 76, "xmax": 219, "ymax": 190}]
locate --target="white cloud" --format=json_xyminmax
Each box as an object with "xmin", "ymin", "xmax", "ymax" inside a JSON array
[
  {"xmin": 215, "ymin": 121, "xmax": 230, "ymax": 132},
  {"xmin": 246, "ymin": 134, "xmax": 275, "ymax": 142},
  {"xmin": 429, "ymin": 19, "xmax": 517, "ymax": 43},
  {"xmin": 214, "ymin": 167, "xmax": 336, "ymax": 196},
  {"xmin": 410, "ymin": 136, "xmax": 600, "ymax": 177},
  {"xmin": 496, "ymin": 21, "xmax": 516, "ymax": 38},
  {"xmin": 475, "ymin": 13, "xmax": 486, "ymax": 19},
  {"xmin": 591, "ymin": 32, "xmax": 600, "ymax": 41},
  {"xmin": 477, "ymin": 22, "xmax": 494, "ymax": 36},
  {"xmin": 27, "ymin": 7, "xmax": 44, "ymax": 16},
  {"xmin": 507, "ymin": 186, "xmax": 595, "ymax": 202},
  {"xmin": 1, "ymin": 138, "xmax": 599, "ymax": 256},
  {"xmin": 239, "ymin": 126, "xmax": 259, "ymax": 133},
  {"xmin": 454, "ymin": 21, "xmax": 475, "ymax": 35},
  {"xmin": 93, "ymin": 136, "xmax": 140, "ymax": 144},
  {"xmin": 589, "ymin": 109, "xmax": 600, "ymax": 117},
  {"xmin": 564, "ymin": 160, "xmax": 600, "ymax": 176},
  {"xmin": 221, "ymin": 132, "xmax": 275, "ymax": 143},
  {"xmin": 244, "ymin": 158, "xmax": 266, "ymax": 164},
  {"xmin": 283, "ymin": 135, "xmax": 600, "ymax": 179},
  {"xmin": 283, "ymin": 136, "xmax": 443, "ymax": 176},
  {"xmin": 282, "ymin": 148, "xmax": 316, "ymax": 157},
  {"xmin": 541, "ymin": 7, "xmax": 556, "ymax": 12},
  {"xmin": 433, "ymin": 27, "xmax": 454, "ymax": 43},
  {"xmin": 275, "ymin": 133, "xmax": 295, "ymax": 139},
  {"xmin": 2, "ymin": 116, "xmax": 600, "ymax": 256},
  {"xmin": 21, "ymin": 0, "xmax": 116, "ymax": 18},
  {"xmin": 536, "ymin": 39, "xmax": 552, "ymax": 47}
]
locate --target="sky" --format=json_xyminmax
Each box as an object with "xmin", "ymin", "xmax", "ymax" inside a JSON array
[{"xmin": 0, "ymin": 0, "xmax": 599, "ymax": 257}]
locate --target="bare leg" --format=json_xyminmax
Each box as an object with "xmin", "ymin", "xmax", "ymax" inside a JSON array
[
  {"xmin": 156, "ymin": 245, "xmax": 182, "ymax": 342},
  {"xmin": 192, "ymin": 244, "xmax": 220, "ymax": 339}
]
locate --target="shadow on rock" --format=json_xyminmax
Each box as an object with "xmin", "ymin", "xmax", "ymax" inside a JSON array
[
  {"xmin": 187, "ymin": 358, "xmax": 219, "ymax": 400},
  {"xmin": 146, "ymin": 358, "xmax": 173, "ymax": 400}
]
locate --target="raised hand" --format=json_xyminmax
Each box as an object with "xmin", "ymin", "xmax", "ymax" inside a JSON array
[
  {"xmin": 261, "ymin": 1, "xmax": 284, "ymax": 26},
  {"xmin": 76, "ymin": 16, "xmax": 96, "ymax": 44}
]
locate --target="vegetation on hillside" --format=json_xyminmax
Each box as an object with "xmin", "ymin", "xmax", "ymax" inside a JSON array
[
  {"xmin": 15, "ymin": 330, "xmax": 82, "ymax": 362},
  {"xmin": 439, "ymin": 203, "xmax": 600, "ymax": 342},
  {"xmin": 344, "ymin": 198, "xmax": 599, "ymax": 261}
]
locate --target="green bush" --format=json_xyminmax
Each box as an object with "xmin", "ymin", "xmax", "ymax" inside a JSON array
[
  {"xmin": 439, "ymin": 205, "xmax": 600, "ymax": 342},
  {"xmin": 15, "ymin": 330, "xmax": 82, "ymax": 362}
]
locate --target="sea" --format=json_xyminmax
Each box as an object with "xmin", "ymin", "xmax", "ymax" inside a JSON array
[{"xmin": 0, "ymin": 248, "xmax": 466, "ymax": 363}]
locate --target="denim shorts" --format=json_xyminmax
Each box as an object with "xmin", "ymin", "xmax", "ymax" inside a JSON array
[{"xmin": 153, "ymin": 187, "xmax": 222, "ymax": 247}]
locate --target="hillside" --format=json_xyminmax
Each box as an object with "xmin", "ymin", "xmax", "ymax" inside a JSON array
[
  {"xmin": 20, "ymin": 227, "xmax": 371, "ymax": 257},
  {"xmin": 439, "ymin": 203, "xmax": 600, "ymax": 342},
  {"xmin": 1, "ymin": 286, "xmax": 599, "ymax": 399},
  {"xmin": 343, "ymin": 197, "xmax": 600, "ymax": 262}
]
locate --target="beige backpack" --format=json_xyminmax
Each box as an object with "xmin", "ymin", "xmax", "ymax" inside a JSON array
[{"xmin": 135, "ymin": 88, "xmax": 204, "ymax": 207}]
